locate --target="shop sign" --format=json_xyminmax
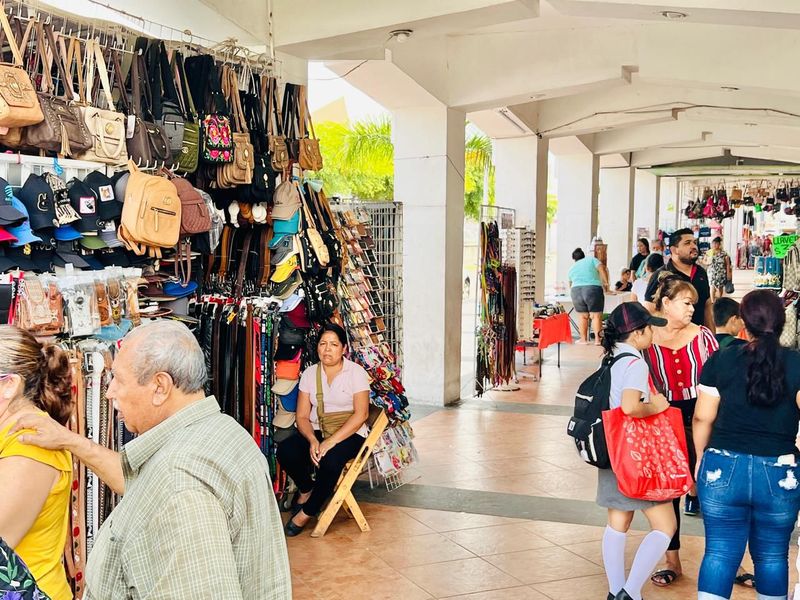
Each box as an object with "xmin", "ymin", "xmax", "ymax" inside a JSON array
[{"xmin": 773, "ymin": 234, "xmax": 799, "ymax": 258}]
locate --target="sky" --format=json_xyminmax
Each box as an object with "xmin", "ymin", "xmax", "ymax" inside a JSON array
[{"xmin": 307, "ymin": 62, "xmax": 389, "ymax": 122}]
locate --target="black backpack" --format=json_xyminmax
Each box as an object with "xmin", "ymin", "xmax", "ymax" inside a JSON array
[{"xmin": 566, "ymin": 352, "xmax": 636, "ymax": 468}]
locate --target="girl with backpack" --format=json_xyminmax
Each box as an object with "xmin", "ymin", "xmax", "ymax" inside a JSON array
[{"xmin": 597, "ymin": 302, "xmax": 677, "ymax": 600}]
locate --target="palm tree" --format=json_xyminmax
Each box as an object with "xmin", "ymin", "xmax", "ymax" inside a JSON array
[{"xmin": 315, "ymin": 117, "xmax": 494, "ymax": 216}]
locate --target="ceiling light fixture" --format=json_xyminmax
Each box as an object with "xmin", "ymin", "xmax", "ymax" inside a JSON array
[
  {"xmin": 389, "ymin": 29, "xmax": 413, "ymax": 43},
  {"xmin": 659, "ymin": 10, "xmax": 688, "ymax": 20}
]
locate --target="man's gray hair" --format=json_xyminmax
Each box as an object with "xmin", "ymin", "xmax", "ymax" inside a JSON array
[{"xmin": 124, "ymin": 321, "xmax": 207, "ymax": 393}]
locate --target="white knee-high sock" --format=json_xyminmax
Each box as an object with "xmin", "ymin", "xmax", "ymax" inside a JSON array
[
  {"xmin": 602, "ymin": 525, "xmax": 627, "ymax": 595},
  {"xmin": 624, "ymin": 530, "xmax": 672, "ymax": 600}
]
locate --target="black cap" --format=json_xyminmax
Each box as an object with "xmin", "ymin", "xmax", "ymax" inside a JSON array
[
  {"xmin": 85, "ymin": 171, "xmax": 122, "ymax": 221},
  {"xmin": 274, "ymin": 343, "xmax": 303, "ymax": 361},
  {"xmin": 3, "ymin": 245, "xmax": 37, "ymax": 271},
  {"xmin": 0, "ymin": 247, "xmax": 18, "ymax": 273},
  {"xmin": 68, "ymin": 179, "xmax": 101, "ymax": 233},
  {"xmin": 0, "ymin": 178, "xmax": 26, "ymax": 226},
  {"xmin": 608, "ymin": 302, "xmax": 667, "ymax": 334},
  {"xmin": 18, "ymin": 174, "xmax": 56, "ymax": 231}
]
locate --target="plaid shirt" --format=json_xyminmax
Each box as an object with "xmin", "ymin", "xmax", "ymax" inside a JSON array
[{"xmin": 84, "ymin": 396, "xmax": 291, "ymax": 600}]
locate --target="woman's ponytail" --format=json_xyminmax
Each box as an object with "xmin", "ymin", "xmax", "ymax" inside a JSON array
[{"xmin": 38, "ymin": 344, "xmax": 73, "ymax": 425}]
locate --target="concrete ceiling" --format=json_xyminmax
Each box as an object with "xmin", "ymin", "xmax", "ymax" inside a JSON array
[{"xmin": 261, "ymin": 0, "xmax": 800, "ymax": 173}]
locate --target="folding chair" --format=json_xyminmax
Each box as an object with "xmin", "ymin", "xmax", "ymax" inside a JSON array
[{"xmin": 311, "ymin": 406, "xmax": 389, "ymax": 538}]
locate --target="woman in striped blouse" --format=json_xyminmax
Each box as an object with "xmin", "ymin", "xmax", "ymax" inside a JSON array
[{"xmin": 644, "ymin": 274, "xmax": 718, "ymax": 588}]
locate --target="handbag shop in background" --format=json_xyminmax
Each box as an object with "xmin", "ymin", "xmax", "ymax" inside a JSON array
[{"xmin": 0, "ymin": 2, "xmax": 416, "ymax": 597}]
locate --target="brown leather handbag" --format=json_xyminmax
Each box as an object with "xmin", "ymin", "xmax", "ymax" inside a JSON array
[
  {"xmin": 23, "ymin": 24, "xmax": 92, "ymax": 156},
  {"xmin": 216, "ymin": 65, "xmax": 254, "ymax": 188},
  {"xmin": 298, "ymin": 85, "xmax": 323, "ymax": 171},
  {"xmin": 0, "ymin": 9, "xmax": 42, "ymax": 130},
  {"xmin": 115, "ymin": 51, "xmax": 169, "ymax": 167},
  {"xmin": 266, "ymin": 77, "xmax": 289, "ymax": 172}
]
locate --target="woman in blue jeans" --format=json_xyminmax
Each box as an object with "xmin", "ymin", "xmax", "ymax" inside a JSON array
[{"xmin": 693, "ymin": 289, "xmax": 800, "ymax": 600}]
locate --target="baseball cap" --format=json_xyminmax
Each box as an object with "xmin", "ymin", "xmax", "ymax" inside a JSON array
[
  {"xmin": 278, "ymin": 383, "xmax": 300, "ymax": 412},
  {"xmin": 68, "ymin": 179, "xmax": 101, "ymax": 233},
  {"xmin": 0, "ymin": 226, "xmax": 17, "ymax": 244},
  {"xmin": 99, "ymin": 220, "xmax": 123, "ymax": 248},
  {"xmin": 4, "ymin": 245, "xmax": 39, "ymax": 271},
  {"xmin": 0, "ymin": 179, "xmax": 25, "ymax": 226},
  {"xmin": 271, "ymin": 255, "xmax": 299, "ymax": 283},
  {"xmin": 608, "ymin": 302, "xmax": 667, "ymax": 335},
  {"xmin": 274, "ymin": 343, "xmax": 302, "ymax": 361},
  {"xmin": 111, "ymin": 171, "xmax": 129, "ymax": 207},
  {"xmin": 279, "ymin": 292, "xmax": 304, "ymax": 313},
  {"xmin": 85, "ymin": 171, "xmax": 122, "ymax": 221},
  {"xmin": 18, "ymin": 174, "xmax": 57, "ymax": 231},
  {"xmin": 283, "ymin": 301, "xmax": 310, "ymax": 329},
  {"xmin": 272, "ymin": 378, "xmax": 298, "ymax": 396},
  {"xmin": 272, "ymin": 271, "xmax": 303, "ymax": 300},
  {"xmin": 275, "ymin": 358, "xmax": 301, "ymax": 380},
  {"xmin": 273, "ymin": 211, "xmax": 300, "ymax": 235},
  {"xmin": 43, "ymin": 172, "xmax": 81, "ymax": 226},
  {"xmin": 272, "ymin": 180, "xmax": 301, "ymax": 220},
  {"xmin": 273, "ymin": 402, "xmax": 296, "ymax": 429},
  {"xmin": 269, "ymin": 232, "xmax": 290, "ymax": 249},
  {"xmin": 54, "ymin": 225, "xmax": 82, "ymax": 242},
  {"xmin": 53, "ymin": 243, "xmax": 91, "ymax": 269},
  {"xmin": 6, "ymin": 196, "xmax": 42, "ymax": 247},
  {"xmin": 0, "ymin": 248, "xmax": 17, "ymax": 273},
  {"xmin": 79, "ymin": 236, "xmax": 108, "ymax": 250},
  {"xmin": 270, "ymin": 234, "xmax": 298, "ymax": 265}
]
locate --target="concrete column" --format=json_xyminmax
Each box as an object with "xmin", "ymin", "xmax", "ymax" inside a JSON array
[
  {"xmin": 633, "ymin": 169, "xmax": 658, "ymax": 243},
  {"xmin": 591, "ymin": 154, "xmax": 600, "ymax": 237},
  {"xmin": 494, "ymin": 137, "xmax": 540, "ymax": 228},
  {"xmin": 598, "ymin": 166, "xmax": 636, "ymax": 277},
  {"xmin": 555, "ymin": 151, "xmax": 599, "ymax": 285},
  {"xmin": 395, "ymin": 106, "xmax": 465, "ymax": 406},
  {"xmin": 654, "ymin": 175, "xmax": 661, "ymax": 235},
  {"xmin": 659, "ymin": 177, "xmax": 678, "ymax": 234},
  {"xmin": 534, "ymin": 138, "xmax": 549, "ymax": 302}
]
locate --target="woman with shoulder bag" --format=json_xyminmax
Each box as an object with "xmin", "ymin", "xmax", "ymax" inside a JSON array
[
  {"xmin": 597, "ymin": 303, "xmax": 677, "ymax": 600},
  {"xmin": 694, "ymin": 290, "xmax": 800, "ymax": 600},
  {"xmin": 277, "ymin": 322, "xmax": 370, "ymax": 537}
]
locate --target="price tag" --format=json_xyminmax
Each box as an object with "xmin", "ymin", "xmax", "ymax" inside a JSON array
[{"xmin": 773, "ymin": 234, "xmax": 799, "ymax": 259}]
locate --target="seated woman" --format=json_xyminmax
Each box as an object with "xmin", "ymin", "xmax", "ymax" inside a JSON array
[
  {"xmin": 0, "ymin": 326, "xmax": 73, "ymax": 600},
  {"xmin": 277, "ymin": 322, "xmax": 370, "ymax": 537}
]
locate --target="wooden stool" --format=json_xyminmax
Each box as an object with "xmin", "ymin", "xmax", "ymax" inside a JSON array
[{"xmin": 311, "ymin": 408, "xmax": 389, "ymax": 538}]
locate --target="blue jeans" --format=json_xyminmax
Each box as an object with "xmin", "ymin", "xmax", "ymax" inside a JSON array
[{"xmin": 697, "ymin": 448, "xmax": 800, "ymax": 600}]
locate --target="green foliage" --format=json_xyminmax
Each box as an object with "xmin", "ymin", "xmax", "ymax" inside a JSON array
[
  {"xmin": 547, "ymin": 193, "xmax": 558, "ymax": 225},
  {"xmin": 314, "ymin": 117, "xmax": 495, "ymax": 214}
]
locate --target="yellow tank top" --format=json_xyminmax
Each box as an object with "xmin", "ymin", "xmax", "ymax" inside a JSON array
[{"xmin": 0, "ymin": 416, "xmax": 72, "ymax": 600}]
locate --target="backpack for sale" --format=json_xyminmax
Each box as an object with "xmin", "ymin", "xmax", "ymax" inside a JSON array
[
  {"xmin": 118, "ymin": 160, "xmax": 181, "ymax": 258},
  {"xmin": 566, "ymin": 352, "xmax": 636, "ymax": 468}
]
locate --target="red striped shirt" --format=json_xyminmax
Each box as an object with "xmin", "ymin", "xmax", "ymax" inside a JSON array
[{"xmin": 645, "ymin": 326, "xmax": 718, "ymax": 402}]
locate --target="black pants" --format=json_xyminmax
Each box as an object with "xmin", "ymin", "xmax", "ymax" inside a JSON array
[
  {"xmin": 276, "ymin": 430, "xmax": 364, "ymax": 517},
  {"xmin": 668, "ymin": 422, "xmax": 698, "ymax": 552}
]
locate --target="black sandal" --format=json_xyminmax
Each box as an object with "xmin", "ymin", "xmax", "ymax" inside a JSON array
[
  {"xmin": 734, "ymin": 573, "xmax": 755, "ymax": 588},
  {"xmin": 650, "ymin": 569, "xmax": 680, "ymax": 587}
]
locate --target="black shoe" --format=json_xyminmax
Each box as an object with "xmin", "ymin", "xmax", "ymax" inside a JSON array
[
  {"xmin": 614, "ymin": 590, "xmax": 637, "ymax": 600},
  {"xmin": 284, "ymin": 518, "xmax": 307, "ymax": 537},
  {"xmin": 684, "ymin": 494, "xmax": 700, "ymax": 516},
  {"xmin": 607, "ymin": 594, "xmax": 614, "ymax": 600}
]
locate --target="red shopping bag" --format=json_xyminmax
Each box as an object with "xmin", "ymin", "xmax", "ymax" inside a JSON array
[{"xmin": 602, "ymin": 406, "xmax": 693, "ymax": 502}]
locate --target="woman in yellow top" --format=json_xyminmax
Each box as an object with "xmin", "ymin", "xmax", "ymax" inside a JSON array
[{"xmin": 0, "ymin": 325, "xmax": 72, "ymax": 600}]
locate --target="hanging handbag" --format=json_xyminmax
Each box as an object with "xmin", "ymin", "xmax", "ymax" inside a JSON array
[
  {"xmin": 316, "ymin": 363, "xmax": 353, "ymax": 438},
  {"xmin": 602, "ymin": 406, "xmax": 692, "ymax": 502},
  {"xmin": 781, "ymin": 303, "xmax": 798, "ymax": 348},
  {"xmin": 0, "ymin": 15, "xmax": 36, "ymax": 147},
  {"xmin": 171, "ymin": 50, "xmax": 199, "ymax": 173},
  {"xmin": 282, "ymin": 82, "xmax": 301, "ymax": 161},
  {"xmin": 76, "ymin": 39, "xmax": 127, "ymax": 164},
  {"xmin": 266, "ymin": 76, "xmax": 289, "ymax": 172},
  {"xmin": 298, "ymin": 84, "xmax": 323, "ymax": 171},
  {"xmin": 116, "ymin": 51, "xmax": 169, "ymax": 167},
  {"xmin": 23, "ymin": 24, "xmax": 92, "ymax": 156},
  {"xmin": 0, "ymin": 9, "xmax": 42, "ymax": 130},
  {"xmin": 150, "ymin": 41, "xmax": 185, "ymax": 159},
  {"xmin": 216, "ymin": 65, "xmax": 254, "ymax": 187},
  {"xmin": 238, "ymin": 73, "xmax": 273, "ymax": 203},
  {"xmin": 184, "ymin": 55, "xmax": 234, "ymax": 164},
  {"xmin": 301, "ymin": 196, "xmax": 330, "ymax": 267},
  {"xmin": 304, "ymin": 274, "xmax": 338, "ymax": 321},
  {"xmin": 13, "ymin": 275, "xmax": 63, "ymax": 336}
]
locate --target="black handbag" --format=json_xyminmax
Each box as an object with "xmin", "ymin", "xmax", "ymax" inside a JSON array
[
  {"xmin": 149, "ymin": 41, "xmax": 185, "ymax": 157},
  {"xmin": 240, "ymin": 76, "xmax": 274, "ymax": 203},
  {"xmin": 304, "ymin": 274, "xmax": 338, "ymax": 321}
]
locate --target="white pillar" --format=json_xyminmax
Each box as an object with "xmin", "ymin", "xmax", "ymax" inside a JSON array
[
  {"xmin": 534, "ymin": 138, "xmax": 549, "ymax": 302},
  {"xmin": 396, "ymin": 106, "xmax": 465, "ymax": 406},
  {"xmin": 599, "ymin": 166, "xmax": 636, "ymax": 278},
  {"xmin": 494, "ymin": 137, "xmax": 540, "ymax": 228},
  {"xmin": 654, "ymin": 176, "xmax": 661, "ymax": 236},
  {"xmin": 659, "ymin": 177, "xmax": 678, "ymax": 234},
  {"xmin": 634, "ymin": 169, "xmax": 658, "ymax": 243},
  {"xmin": 555, "ymin": 152, "xmax": 599, "ymax": 285}
]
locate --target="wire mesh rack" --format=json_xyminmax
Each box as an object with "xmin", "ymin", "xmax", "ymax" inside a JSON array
[{"xmin": 331, "ymin": 199, "xmax": 404, "ymax": 367}]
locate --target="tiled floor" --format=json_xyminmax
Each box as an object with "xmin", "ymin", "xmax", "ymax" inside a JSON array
[{"xmin": 288, "ymin": 272, "xmax": 796, "ymax": 599}]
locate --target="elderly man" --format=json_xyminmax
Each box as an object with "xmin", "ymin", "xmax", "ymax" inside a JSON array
[{"xmin": 12, "ymin": 321, "xmax": 291, "ymax": 599}]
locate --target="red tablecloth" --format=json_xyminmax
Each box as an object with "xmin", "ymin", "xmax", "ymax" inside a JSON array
[{"xmin": 532, "ymin": 313, "xmax": 573, "ymax": 350}]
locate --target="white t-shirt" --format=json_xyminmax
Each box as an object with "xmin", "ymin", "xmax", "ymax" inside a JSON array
[
  {"xmin": 631, "ymin": 278, "xmax": 648, "ymax": 302},
  {"xmin": 609, "ymin": 343, "xmax": 650, "ymax": 409}
]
